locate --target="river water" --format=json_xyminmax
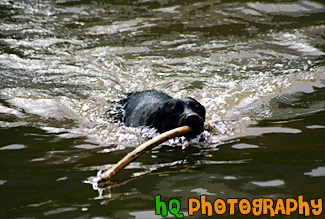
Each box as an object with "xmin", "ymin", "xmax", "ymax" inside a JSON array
[{"xmin": 0, "ymin": 0, "xmax": 324, "ymax": 218}]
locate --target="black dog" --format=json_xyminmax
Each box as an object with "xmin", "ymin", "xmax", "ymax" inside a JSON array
[{"xmin": 119, "ymin": 90, "xmax": 206, "ymax": 133}]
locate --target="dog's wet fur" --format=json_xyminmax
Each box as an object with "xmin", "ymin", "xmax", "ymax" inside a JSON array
[{"xmin": 116, "ymin": 90, "xmax": 206, "ymax": 134}]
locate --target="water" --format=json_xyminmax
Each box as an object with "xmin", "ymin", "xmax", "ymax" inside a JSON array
[{"xmin": 0, "ymin": 0, "xmax": 324, "ymax": 218}]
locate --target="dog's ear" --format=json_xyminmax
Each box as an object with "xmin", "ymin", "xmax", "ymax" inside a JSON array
[{"xmin": 147, "ymin": 106, "xmax": 162, "ymax": 129}]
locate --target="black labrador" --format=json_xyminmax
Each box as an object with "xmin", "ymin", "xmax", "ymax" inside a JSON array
[{"xmin": 118, "ymin": 90, "xmax": 206, "ymax": 134}]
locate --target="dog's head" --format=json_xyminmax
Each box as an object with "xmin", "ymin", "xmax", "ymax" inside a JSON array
[{"xmin": 147, "ymin": 97, "xmax": 206, "ymax": 133}]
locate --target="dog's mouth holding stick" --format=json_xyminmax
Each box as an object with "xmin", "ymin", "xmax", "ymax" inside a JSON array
[{"xmin": 97, "ymin": 122, "xmax": 212, "ymax": 187}]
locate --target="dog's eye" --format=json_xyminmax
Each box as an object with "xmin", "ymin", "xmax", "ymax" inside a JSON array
[
  {"xmin": 188, "ymin": 101, "xmax": 202, "ymax": 113},
  {"xmin": 171, "ymin": 104, "xmax": 183, "ymax": 115},
  {"xmin": 188, "ymin": 101, "xmax": 197, "ymax": 110}
]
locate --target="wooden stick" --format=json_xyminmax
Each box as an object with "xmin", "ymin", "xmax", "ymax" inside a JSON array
[{"xmin": 97, "ymin": 122, "xmax": 211, "ymax": 185}]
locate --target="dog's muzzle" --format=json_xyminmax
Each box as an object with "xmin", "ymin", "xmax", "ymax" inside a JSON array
[{"xmin": 181, "ymin": 113, "xmax": 204, "ymax": 131}]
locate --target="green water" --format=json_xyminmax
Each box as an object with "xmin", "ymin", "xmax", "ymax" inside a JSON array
[{"xmin": 0, "ymin": 0, "xmax": 324, "ymax": 218}]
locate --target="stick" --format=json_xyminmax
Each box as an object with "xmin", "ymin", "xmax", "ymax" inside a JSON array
[{"xmin": 97, "ymin": 122, "xmax": 211, "ymax": 185}]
